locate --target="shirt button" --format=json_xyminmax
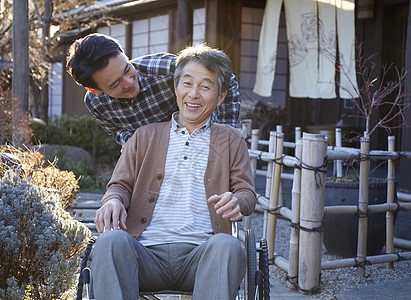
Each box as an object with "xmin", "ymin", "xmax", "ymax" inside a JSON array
[
  {"xmin": 181, "ymin": 131, "xmax": 186, "ymax": 134},
  {"xmin": 141, "ymin": 217, "xmax": 147, "ymax": 223},
  {"xmin": 148, "ymin": 196, "xmax": 155, "ymax": 203},
  {"xmin": 183, "ymin": 156, "xmax": 188, "ymax": 160},
  {"xmin": 156, "ymin": 174, "xmax": 162, "ymax": 180},
  {"xmin": 185, "ymin": 141, "xmax": 189, "ymax": 146}
]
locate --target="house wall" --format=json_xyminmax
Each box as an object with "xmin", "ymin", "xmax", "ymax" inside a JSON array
[
  {"xmin": 239, "ymin": 5, "xmax": 288, "ymax": 120},
  {"xmin": 53, "ymin": 0, "xmax": 410, "ymax": 153},
  {"xmin": 48, "ymin": 63, "xmax": 63, "ymax": 116}
]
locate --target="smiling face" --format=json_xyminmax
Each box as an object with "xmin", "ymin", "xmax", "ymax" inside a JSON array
[
  {"xmin": 91, "ymin": 54, "xmax": 140, "ymax": 99},
  {"xmin": 175, "ymin": 61, "xmax": 227, "ymax": 133}
]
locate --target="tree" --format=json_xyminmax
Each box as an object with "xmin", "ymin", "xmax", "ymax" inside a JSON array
[{"xmin": 1, "ymin": 0, "xmax": 121, "ymax": 124}]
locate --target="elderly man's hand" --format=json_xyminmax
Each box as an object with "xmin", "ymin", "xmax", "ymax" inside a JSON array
[
  {"xmin": 94, "ymin": 199, "xmax": 127, "ymax": 233},
  {"xmin": 207, "ymin": 192, "xmax": 243, "ymax": 221}
]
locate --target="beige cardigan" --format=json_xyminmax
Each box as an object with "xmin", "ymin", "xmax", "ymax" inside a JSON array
[{"xmin": 101, "ymin": 120, "xmax": 257, "ymax": 239}]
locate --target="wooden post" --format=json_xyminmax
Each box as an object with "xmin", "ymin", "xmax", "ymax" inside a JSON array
[
  {"xmin": 176, "ymin": 0, "xmax": 193, "ymax": 51},
  {"xmin": 264, "ymin": 131, "xmax": 277, "ymax": 238},
  {"xmin": 288, "ymin": 138, "xmax": 302, "ymax": 289},
  {"xmin": 356, "ymin": 136, "xmax": 370, "ymax": 276},
  {"xmin": 386, "ymin": 136, "xmax": 396, "ymax": 269},
  {"xmin": 298, "ymin": 133, "xmax": 327, "ymax": 293},
  {"xmin": 335, "ymin": 128, "xmax": 343, "ymax": 178},
  {"xmin": 266, "ymin": 132, "xmax": 284, "ymax": 263}
]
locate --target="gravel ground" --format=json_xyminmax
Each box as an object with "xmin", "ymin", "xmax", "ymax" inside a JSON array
[{"xmin": 247, "ymin": 210, "xmax": 411, "ymax": 299}]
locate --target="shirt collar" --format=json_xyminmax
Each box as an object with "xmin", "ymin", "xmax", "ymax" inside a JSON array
[{"xmin": 171, "ymin": 112, "xmax": 211, "ymax": 132}]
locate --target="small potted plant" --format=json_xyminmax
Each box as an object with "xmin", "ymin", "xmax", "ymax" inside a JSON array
[{"xmin": 323, "ymin": 45, "xmax": 408, "ymax": 257}]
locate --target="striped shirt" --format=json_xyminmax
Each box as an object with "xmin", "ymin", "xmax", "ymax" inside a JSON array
[
  {"xmin": 84, "ymin": 52, "xmax": 241, "ymax": 145},
  {"xmin": 138, "ymin": 113, "xmax": 213, "ymax": 246}
]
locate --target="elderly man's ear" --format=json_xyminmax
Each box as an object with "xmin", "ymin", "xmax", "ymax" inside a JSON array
[
  {"xmin": 217, "ymin": 90, "xmax": 228, "ymax": 106},
  {"xmin": 86, "ymin": 87, "xmax": 103, "ymax": 95}
]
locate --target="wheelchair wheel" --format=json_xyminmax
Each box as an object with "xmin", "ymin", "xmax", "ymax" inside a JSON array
[
  {"xmin": 259, "ymin": 238, "xmax": 270, "ymax": 299},
  {"xmin": 245, "ymin": 229, "xmax": 257, "ymax": 300},
  {"xmin": 77, "ymin": 236, "xmax": 97, "ymax": 300}
]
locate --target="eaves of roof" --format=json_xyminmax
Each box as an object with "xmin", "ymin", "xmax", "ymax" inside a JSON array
[{"xmin": 55, "ymin": 0, "xmax": 177, "ymax": 23}]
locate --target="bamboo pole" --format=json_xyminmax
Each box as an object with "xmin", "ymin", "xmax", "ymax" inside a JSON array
[
  {"xmin": 394, "ymin": 237, "xmax": 411, "ymax": 249},
  {"xmin": 250, "ymin": 129, "xmax": 259, "ymax": 179},
  {"xmin": 274, "ymin": 254, "xmax": 290, "ymax": 273},
  {"xmin": 386, "ymin": 136, "xmax": 396, "ymax": 269},
  {"xmin": 245, "ymin": 129, "xmax": 259, "ymax": 231},
  {"xmin": 276, "ymin": 125, "xmax": 284, "ymax": 208},
  {"xmin": 321, "ymin": 251, "xmax": 411, "ymax": 270},
  {"xmin": 298, "ymin": 133, "xmax": 327, "ymax": 293},
  {"xmin": 295, "ymin": 127, "xmax": 302, "ymax": 142},
  {"xmin": 255, "ymin": 169, "xmax": 294, "ymax": 181},
  {"xmin": 397, "ymin": 191, "xmax": 411, "ymax": 202},
  {"xmin": 335, "ymin": 128, "xmax": 343, "ymax": 177},
  {"xmin": 266, "ymin": 132, "xmax": 284, "ymax": 264},
  {"xmin": 263, "ymin": 131, "xmax": 276, "ymax": 239},
  {"xmin": 288, "ymin": 138, "xmax": 302, "ymax": 289},
  {"xmin": 324, "ymin": 202, "xmax": 411, "ymax": 215},
  {"xmin": 248, "ymin": 150, "xmax": 298, "ymax": 168},
  {"xmin": 356, "ymin": 136, "xmax": 370, "ymax": 277}
]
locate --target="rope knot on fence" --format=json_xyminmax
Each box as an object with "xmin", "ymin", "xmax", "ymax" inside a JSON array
[{"xmin": 301, "ymin": 156, "xmax": 328, "ymax": 188}]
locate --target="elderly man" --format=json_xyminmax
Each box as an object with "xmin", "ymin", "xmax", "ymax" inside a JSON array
[
  {"xmin": 90, "ymin": 44, "xmax": 256, "ymax": 300},
  {"xmin": 66, "ymin": 33, "xmax": 241, "ymax": 145}
]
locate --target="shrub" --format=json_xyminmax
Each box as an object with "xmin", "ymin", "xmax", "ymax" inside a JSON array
[
  {"xmin": 0, "ymin": 171, "xmax": 91, "ymax": 299},
  {"xmin": 0, "ymin": 145, "xmax": 79, "ymax": 209},
  {"xmin": 30, "ymin": 114, "xmax": 121, "ymax": 166}
]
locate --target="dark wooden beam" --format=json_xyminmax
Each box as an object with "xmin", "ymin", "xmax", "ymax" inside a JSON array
[
  {"xmin": 204, "ymin": 0, "xmax": 242, "ymax": 76},
  {"xmin": 399, "ymin": 2, "xmax": 411, "ymax": 193},
  {"xmin": 176, "ymin": 0, "xmax": 193, "ymax": 51}
]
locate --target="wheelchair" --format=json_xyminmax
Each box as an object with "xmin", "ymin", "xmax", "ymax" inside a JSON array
[{"xmin": 76, "ymin": 224, "xmax": 270, "ymax": 300}]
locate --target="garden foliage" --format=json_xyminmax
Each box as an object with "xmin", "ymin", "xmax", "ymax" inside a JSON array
[
  {"xmin": 31, "ymin": 114, "xmax": 121, "ymax": 166},
  {"xmin": 0, "ymin": 145, "xmax": 78, "ymax": 209},
  {"xmin": 0, "ymin": 171, "xmax": 91, "ymax": 299}
]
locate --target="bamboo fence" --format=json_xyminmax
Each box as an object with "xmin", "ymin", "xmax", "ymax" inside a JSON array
[{"xmin": 241, "ymin": 121, "xmax": 411, "ymax": 293}]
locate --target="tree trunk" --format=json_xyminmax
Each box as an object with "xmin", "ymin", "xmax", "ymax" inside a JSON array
[
  {"xmin": 39, "ymin": 0, "xmax": 53, "ymax": 123},
  {"xmin": 12, "ymin": 0, "xmax": 29, "ymax": 147}
]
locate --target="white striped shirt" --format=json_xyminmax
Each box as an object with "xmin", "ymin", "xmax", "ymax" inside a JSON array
[{"xmin": 138, "ymin": 113, "xmax": 213, "ymax": 246}]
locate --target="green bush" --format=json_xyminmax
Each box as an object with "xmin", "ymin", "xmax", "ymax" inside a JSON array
[
  {"xmin": 0, "ymin": 171, "xmax": 91, "ymax": 299},
  {"xmin": 30, "ymin": 114, "xmax": 121, "ymax": 166}
]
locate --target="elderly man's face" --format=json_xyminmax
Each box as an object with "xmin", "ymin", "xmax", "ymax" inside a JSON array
[
  {"xmin": 91, "ymin": 54, "xmax": 140, "ymax": 99},
  {"xmin": 174, "ymin": 61, "xmax": 227, "ymax": 133}
]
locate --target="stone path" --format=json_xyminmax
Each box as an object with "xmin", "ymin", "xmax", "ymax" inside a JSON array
[{"xmin": 70, "ymin": 192, "xmax": 103, "ymax": 235}]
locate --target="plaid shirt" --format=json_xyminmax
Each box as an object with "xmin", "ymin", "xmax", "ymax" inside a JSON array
[{"xmin": 84, "ymin": 52, "xmax": 241, "ymax": 145}]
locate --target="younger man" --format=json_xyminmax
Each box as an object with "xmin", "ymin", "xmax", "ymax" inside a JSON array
[{"xmin": 66, "ymin": 33, "xmax": 241, "ymax": 145}]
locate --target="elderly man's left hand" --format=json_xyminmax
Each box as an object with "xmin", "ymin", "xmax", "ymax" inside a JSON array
[{"xmin": 207, "ymin": 192, "xmax": 243, "ymax": 221}]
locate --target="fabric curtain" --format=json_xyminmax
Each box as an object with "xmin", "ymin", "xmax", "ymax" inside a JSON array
[
  {"xmin": 253, "ymin": 0, "xmax": 283, "ymax": 97},
  {"xmin": 253, "ymin": 0, "xmax": 358, "ymax": 99}
]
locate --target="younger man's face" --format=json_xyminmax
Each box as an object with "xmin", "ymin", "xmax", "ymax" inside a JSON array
[{"xmin": 91, "ymin": 54, "xmax": 140, "ymax": 99}]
